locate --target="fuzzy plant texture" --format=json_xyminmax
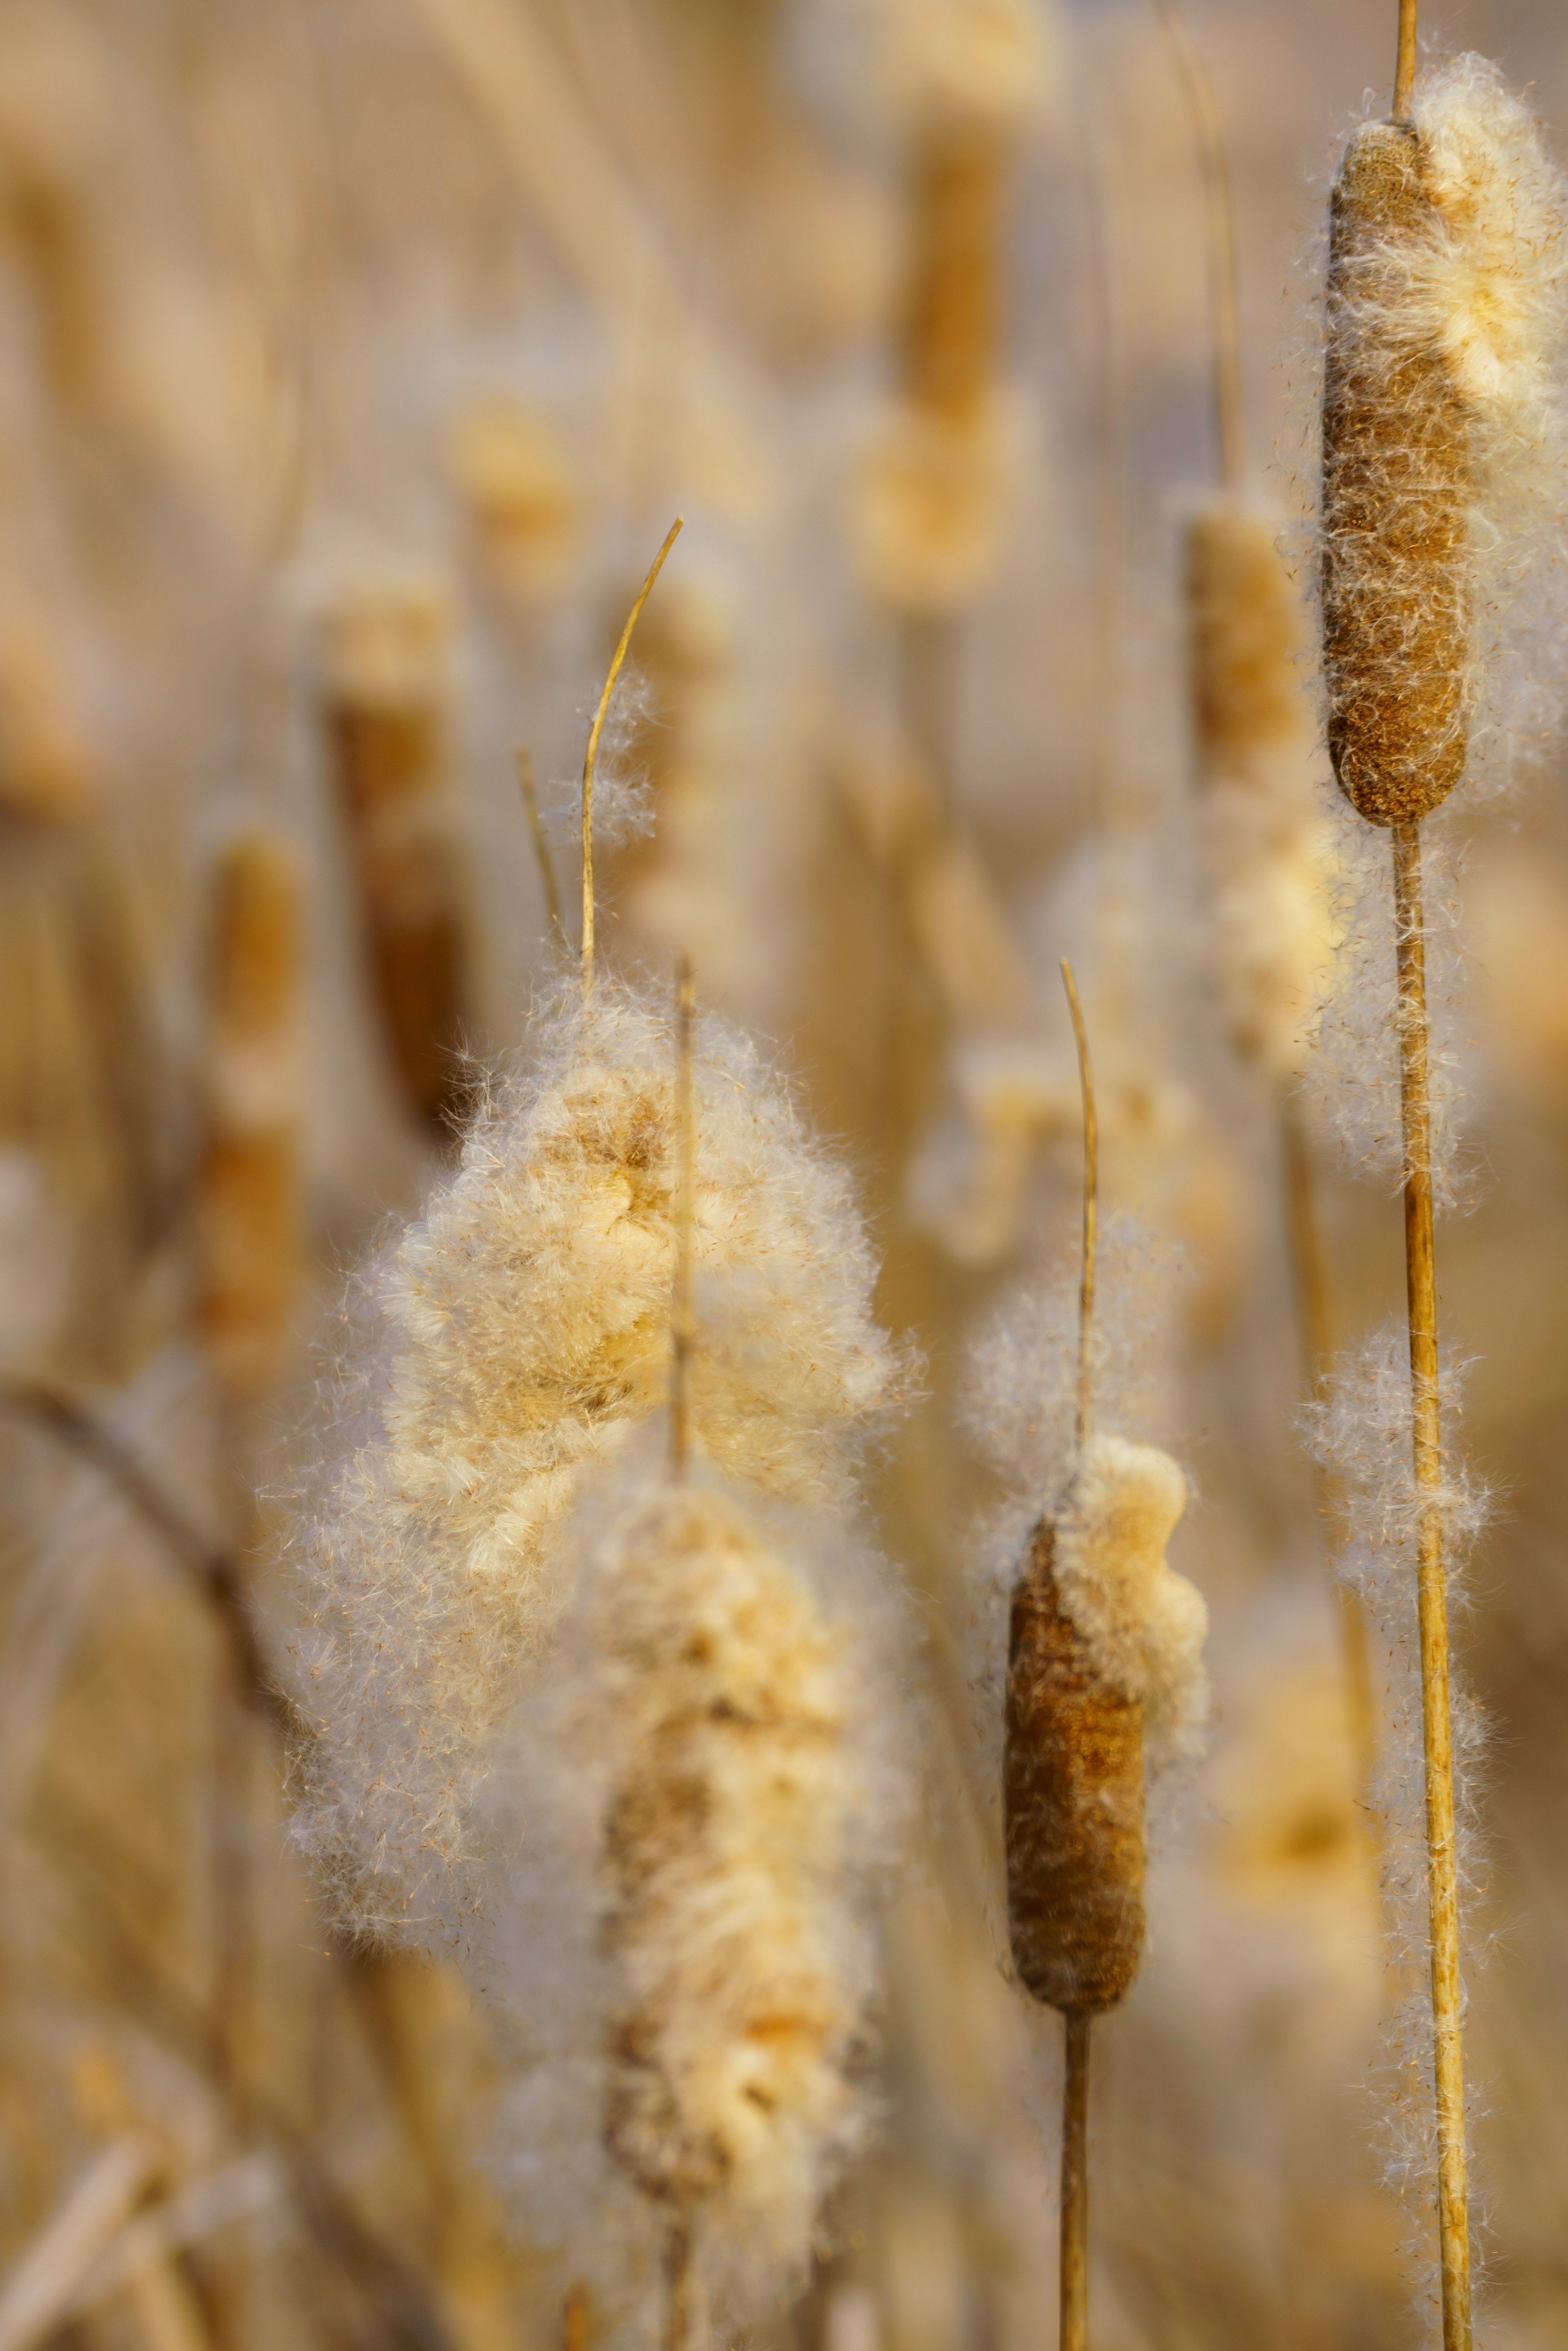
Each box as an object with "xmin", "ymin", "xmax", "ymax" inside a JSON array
[
  {"xmin": 285, "ymin": 975, "xmax": 900, "ymax": 1953},
  {"xmin": 484, "ymin": 1464, "xmax": 907, "ymax": 2342},
  {"xmin": 1305, "ymin": 1327, "xmax": 1492, "ymax": 2309},
  {"xmin": 1321, "ymin": 55, "xmax": 1568, "ymax": 825},
  {"xmin": 962, "ymin": 1224, "xmax": 1208, "ymax": 2002},
  {"xmin": 1310, "ymin": 59, "xmax": 1568, "ymax": 1201}
]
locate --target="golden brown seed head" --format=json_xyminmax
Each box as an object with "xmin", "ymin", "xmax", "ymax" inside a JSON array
[
  {"xmin": 1004, "ymin": 1518, "xmax": 1146, "ymax": 2014},
  {"xmin": 1322, "ymin": 120, "xmax": 1472, "ymax": 827}
]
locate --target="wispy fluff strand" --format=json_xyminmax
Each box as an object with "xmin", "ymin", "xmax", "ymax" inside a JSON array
[
  {"xmin": 1304, "ymin": 1326, "xmax": 1492, "ymax": 2300},
  {"xmin": 285, "ymin": 975, "xmax": 900, "ymax": 1951}
]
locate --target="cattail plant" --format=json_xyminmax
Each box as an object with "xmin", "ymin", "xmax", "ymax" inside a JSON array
[
  {"xmin": 193, "ymin": 830, "xmax": 305, "ymax": 1407},
  {"xmin": 288, "ymin": 530, "xmax": 901, "ymax": 1974},
  {"xmin": 318, "ymin": 567, "xmax": 473, "ymax": 1142},
  {"xmin": 854, "ymin": 0, "xmax": 1049, "ymax": 798},
  {"xmin": 1157, "ymin": 0, "xmax": 1370, "ymax": 1791},
  {"xmin": 1315, "ymin": 22, "xmax": 1568, "ymax": 2344},
  {"xmin": 980, "ymin": 966, "xmax": 1207, "ymax": 2351},
  {"xmin": 485, "ymin": 965, "xmax": 905, "ymax": 2349}
]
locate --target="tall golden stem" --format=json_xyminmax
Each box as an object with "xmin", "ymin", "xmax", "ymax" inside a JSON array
[
  {"xmin": 581, "ymin": 517, "xmax": 683, "ymax": 990},
  {"xmin": 662, "ymin": 2217, "xmax": 693, "ymax": 2351},
  {"xmin": 1390, "ymin": 817, "xmax": 1470, "ymax": 2351},
  {"xmin": 1393, "ymin": 0, "xmax": 1418, "ymax": 125},
  {"xmin": 670, "ymin": 955, "xmax": 695, "ymax": 1479},
  {"xmin": 1060, "ymin": 2011, "xmax": 1090, "ymax": 2351},
  {"xmin": 1060, "ymin": 959, "xmax": 1097, "ymax": 1459}
]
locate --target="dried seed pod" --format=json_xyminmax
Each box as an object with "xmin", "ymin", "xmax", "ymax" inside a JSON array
[
  {"xmin": 1321, "ymin": 122, "xmax": 1472, "ymax": 827},
  {"xmin": 1003, "ymin": 1435, "xmax": 1205, "ymax": 2014},
  {"xmin": 319, "ymin": 573, "xmax": 472, "ymax": 1138},
  {"xmin": 194, "ymin": 832, "xmax": 304, "ymax": 1403},
  {"xmin": 1005, "ymin": 1517, "xmax": 1145, "ymax": 2012}
]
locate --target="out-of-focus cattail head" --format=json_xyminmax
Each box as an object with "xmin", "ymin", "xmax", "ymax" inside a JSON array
[
  {"xmin": 595, "ymin": 1482, "xmax": 864, "ymax": 2274},
  {"xmin": 1187, "ymin": 502, "xmax": 1306, "ymax": 784},
  {"xmin": 853, "ymin": 0, "xmax": 1051, "ymax": 614},
  {"xmin": 195, "ymin": 830, "xmax": 305, "ymax": 1403},
  {"xmin": 448, "ymin": 395, "xmax": 581, "ymax": 604},
  {"xmin": 1322, "ymin": 61, "xmax": 1568, "ymax": 825},
  {"xmin": 1004, "ymin": 1434, "xmax": 1205, "ymax": 2013},
  {"xmin": 318, "ymin": 566, "xmax": 472, "ymax": 1140},
  {"xmin": 1185, "ymin": 500, "xmax": 1336, "ymax": 1078}
]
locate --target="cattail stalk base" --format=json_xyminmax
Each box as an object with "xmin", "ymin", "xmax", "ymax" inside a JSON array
[
  {"xmin": 1060, "ymin": 2012, "xmax": 1089, "ymax": 2351},
  {"xmin": 1391, "ymin": 818, "xmax": 1471, "ymax": 2351}
]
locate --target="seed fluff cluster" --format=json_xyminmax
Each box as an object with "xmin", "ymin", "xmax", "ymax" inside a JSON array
[
  {"xmin": 284, "ymin": 974, "xmax": 899, "ymax": 1953},
  {"xmin": 485, "ymin": 1462, "xmax": 906, "ymax": 2338}
]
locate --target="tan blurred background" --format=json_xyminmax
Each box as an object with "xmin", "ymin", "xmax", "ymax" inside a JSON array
[{"xmin": 2, "ymin": 3, "xmax": 1567, "ymax": 2349}]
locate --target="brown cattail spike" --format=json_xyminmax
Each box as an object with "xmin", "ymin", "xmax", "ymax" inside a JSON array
[
  {"xmin": 903, "ymin": 118, "xmax": 1004, "ymax": 425},
  {"xmin": 196, "ymin": 833, "xmax": 305, "ymax": 1403},
  {"xmin": 1322, "ymin": 121, "xmax": 1472, "ymax": 826},
  {"xmin": 321, "ymin": 579, "xmax": 471, "ymax": 1137},
  {"xmin": 1004, "ymin": 1518, "xmax": 1147, "ymax": 2012}
]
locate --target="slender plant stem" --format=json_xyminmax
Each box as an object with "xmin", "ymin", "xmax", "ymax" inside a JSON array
[
  {"xmin": 564, "ymin": 2284, "xmax": 590, "ymax": 2351},
  {"xmin": 1060, "ymin": 2011, "xmax": 1090, "ymax": 2351},
  {"xmin": 1060, "ymin": 960, "xmax": 1097, "ymax": 1458},
  {"xmin": 1277, "ymin": 1087, "xmax": 1379, "ymax": 1806},
  {"xmin": 1393, "ymin": 0, "xmax": 1418, "ymax": 124},
  {"xmin": 517, "ymin": 747, "xmax": 564, "ymax": 944},
  {"xmin": 662, "ymin": 2217, "xmax": 693, "ymax": 2351},
  {"xmin": 898, "ymin": 611, "xmax": 959, "ymax": 821},
  {"xmin": 1147, "ymin": 0, "xmax": 1244, "ymax": 492},
  {"xmin": 671, "ymin": 956, "xmax": 696, "ymax": 1478},
  {"xmin": 1390, "ymin": 819, "xmax": 1471, "ymax": 2351},
  {"xmin": 581, "ymin": 516, "xmax": 683, "ymax": 989}
]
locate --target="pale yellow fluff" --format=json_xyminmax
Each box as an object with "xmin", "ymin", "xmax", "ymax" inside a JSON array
[
  {"xmin": 285, "ymin": 977, "xmax": 899, "ymax": 1950},
  {"xmin": 490, "ymin": 1471, "xmax": 898, "ymax": 2333},
  {"xmin": 1052, "ymin": 1433, "xmax": 1209, "ymax": 1769}
]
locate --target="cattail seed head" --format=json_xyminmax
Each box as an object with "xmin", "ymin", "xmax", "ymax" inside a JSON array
[
  {"xmin": 595, "ymin": 1484, "xmax": 861, "ymax": 2253},
  {"xmin": 1187, "ymin": 503, "xmax": 1306, "ymax": 782},
  {"xmin": 1003, "ymin": 1434, "xmax": 1206, "ymax": 2013},
  {"xmin": 1322, "ymin": 121, "xmax": 1472, "ymax": 828},
  {"xmin": 1006, "ymin": 1517, "xmax": 1145, "ymax": 2013},
  {"xmin": 195, "ymin": 832, "xmax": 305, "ymax": 1402}
]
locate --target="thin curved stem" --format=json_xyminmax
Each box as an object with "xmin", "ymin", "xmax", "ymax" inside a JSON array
[
  {"xmin": 517, "ymin": 747, "xmax": 563, "ymax": 944},
  {"xmin": 1060, "ymin": 959, "xmax": 1097, "ymax": 1459},
  {"xmin": 1391, "ymin": 819, "xmax": 1470, "ymax": 2351},
  {"xmin": 1147, "ymin": 0, "xmax": 1244, "ymax": 491},
  {"xmin": 581, "ymin": 517, "xmax": 683, "ymax": 989},
  {"xmin": 670, "ymin": 956, "xmax": 696, "ymax": 1478}
]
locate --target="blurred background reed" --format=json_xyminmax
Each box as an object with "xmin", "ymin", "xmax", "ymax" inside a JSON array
[{"xmin": 2, "ymin": 2, "xmax": 1567, "ymax": 2348}]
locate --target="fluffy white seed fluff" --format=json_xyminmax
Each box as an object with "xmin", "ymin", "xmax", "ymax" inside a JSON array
[
  {"xmin": 484, "ymin": 1467, "xmax": 904, "ymax": 2338},
  {"xmin": 1304, "ymin": 1325, "xmax": 1492, "ymax": 2302},
  {"xmin": 1053, "ymin": 1434, "xmax": 1209, "ymax": 1769},
  {"xmin": 1319, "ymin": 58, "xmax": 1568, "ymax": 798},
  {"xmin": 285, "ymin": 976, "xmax": 900, "ymax": 1951},
  {"xmin": 960, "ymin": 1222, "xmax": 1206, "ymax": 1787}
]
